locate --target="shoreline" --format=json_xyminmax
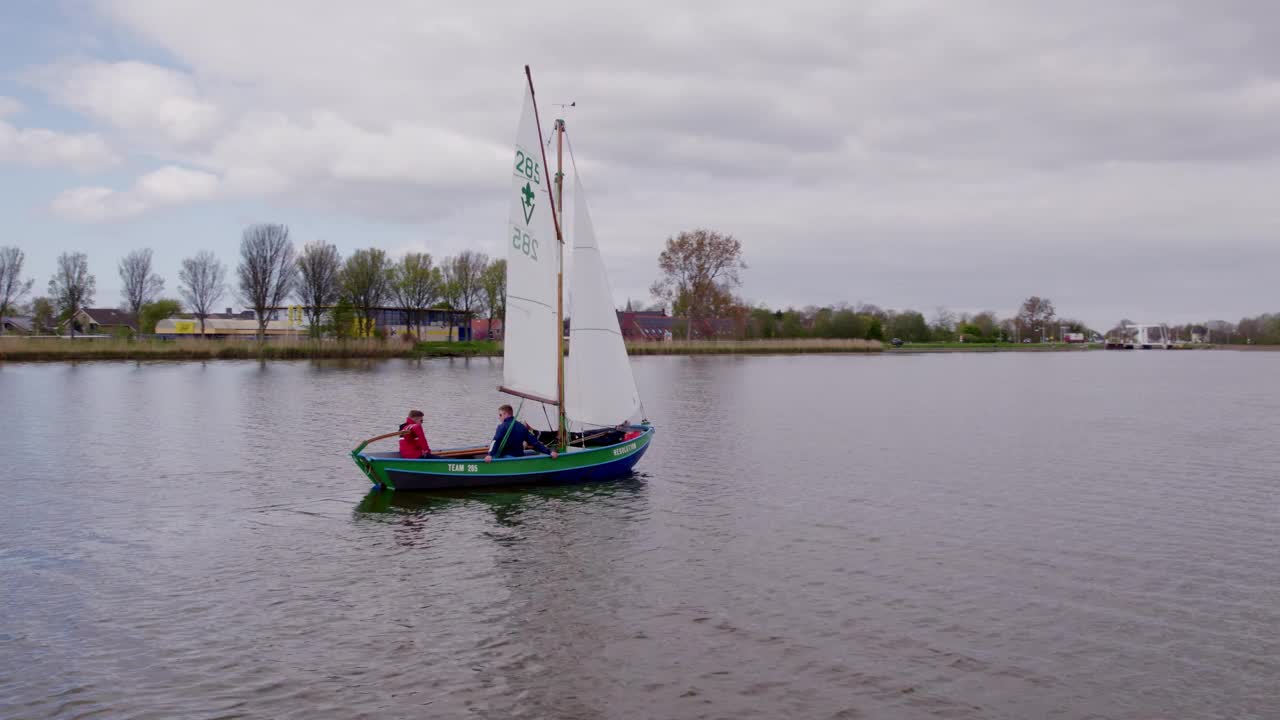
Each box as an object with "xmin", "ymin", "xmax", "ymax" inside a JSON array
[
  {"xmin": 2, "ymin": 337, "xmax": 880, "ymax": 361},
  {"xmin": 886, "ymin": 343, "xmax": 1104, "ymax": 353},
  {"xmin": 886, "ymin": 343, "xmax": 1233, "ymax": 353},
  {"xmin": 0, "ymin": 338, "xmax": 1263, "ymax": 362}
]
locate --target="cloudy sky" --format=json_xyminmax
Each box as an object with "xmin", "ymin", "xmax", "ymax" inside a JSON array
[{"xmin": 1, "ymin": 0, "xmax": 1276, "ymax": 328}]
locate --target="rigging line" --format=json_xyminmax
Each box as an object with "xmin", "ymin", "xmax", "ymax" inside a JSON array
[
  {"xmin": 508, "ymin": 293, "xmax": 555, "ymax": 311},
  {"xmin": 572, "ymin": 419, "xmax": 627, "ymax": 430},
  {"xmin": 524, "ymin": 66, "xmax": 562, "ymax": 242},
  {"xmin": 565, "ymin": 132, "xmax": 586, "ymax": 223},
  {"xmin": 571, "ymin": 327, "xmax": 623, "ymax": 335},
  {"xmin": 566, "ymin": 132, "xmax": 580, "ymax": 175}
]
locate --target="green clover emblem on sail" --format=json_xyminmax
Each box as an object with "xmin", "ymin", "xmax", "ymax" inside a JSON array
[{"xmin": 520, "ymin": 182, "xmax": 535, "ymax": 224}]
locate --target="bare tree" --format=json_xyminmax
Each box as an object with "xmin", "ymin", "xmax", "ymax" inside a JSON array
[
  {"xmin": 118, "ymin": 249, "xmax": 164, "ymax": 331},
  {"xmin": 296, "ymin": 241, "xmax": 342, "ymax": 337},
  {"xmin": 48, "ymin": 252, "xmax": 96, "ymax": 337},
  {"xmin": 927, "ymin": 306, "xmax": 957, "ymax": 341},
  {"xmin": 931, "ymin": 306, "xmax": 956, "ymax": 331},
  {"xmin": 480, "ymin": 258, "xmax": 507, "ymax": 337},
  {"xmin": 342, "ymin": 248, "xmax": 391, "ymax": 328},
  {"xmin": 237, "ymin": 223, "xmax": 297, "ymax": 342},
  {"xmin": 1206, "ymin": 319, "xmax": 1234, "ymax": 344},
  {"xmin": 650, "ymin": 229, "xmax": 745, "ymax": 340},
  {"xmin": 0, "ymin": 246, "xmax": 34, "ymax": 335},
  {"xmin": 391, "ymin": 252, "xmax": 440, "ymax": 339},
  {"xmin": 855, "ymin": 302, "xmax": 886, "ymax": 319},
  {"xmin": 179, "ymin": 251, "xmax": 226, "ymax": 336},
  {"xmin": 1018, "ymin": 296, "xmax": 1056, "ymax": 342},
  {"xmin": 999, "ymin": 317, "xmax": 1018, "ymax": 342},
  {"xmin": 442, "ymin": 250, "xmax": 488, "ymax": 341}
]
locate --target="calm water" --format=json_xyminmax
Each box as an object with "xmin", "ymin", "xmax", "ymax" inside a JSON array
[{"xmin": 2, "ymin": 352, "xmax": 1278, "ymax": 719}]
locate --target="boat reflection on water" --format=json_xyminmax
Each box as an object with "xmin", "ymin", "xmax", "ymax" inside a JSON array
[{"xmin": 353, "ymin": 474, "xmax": 649, "ymax": 527}]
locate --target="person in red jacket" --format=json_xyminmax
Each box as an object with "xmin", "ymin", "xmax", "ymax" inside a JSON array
[{"xmin": 399, "ymin": 410, "xmax": 434, "ymax": 459}]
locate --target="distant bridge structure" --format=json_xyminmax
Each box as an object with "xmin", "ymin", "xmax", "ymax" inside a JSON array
[{"xmin": 1106, "ymin": 323, "xmax": 1172, "ymax": 349}]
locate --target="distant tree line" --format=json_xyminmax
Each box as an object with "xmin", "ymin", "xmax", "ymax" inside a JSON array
[
  {"xmin": 0, "ymin": 227, "xmax": 507, "ymax": 340},
  {"xmin": 646, "ymin": 230, "xmax": 1095, "ymax": 344},
  {"xmin": 725, "ymin": 296, "xmax": 1092, "ymax": 343},
  {"xmin": 1162, "ymin": 315, "xmax": 1280, "ymax": 345}
]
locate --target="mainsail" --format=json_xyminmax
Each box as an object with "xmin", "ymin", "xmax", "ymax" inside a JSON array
[
  {"xmin": 565, "ymin": 173, "xmax": 642, "ymax": 428},
  {"xmin": 501, "ymin": 83, "xmax": 561, "ymax": 406}
]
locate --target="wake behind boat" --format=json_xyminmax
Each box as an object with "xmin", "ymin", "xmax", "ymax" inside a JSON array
[{"xmin": 351, "ymin": 66, "xmax": 654, "ymax": 491}]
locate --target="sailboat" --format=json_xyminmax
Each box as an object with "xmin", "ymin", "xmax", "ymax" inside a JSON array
[{"xmin": 351, "ymin": 67, "xmax": 655, "ymax": 491}]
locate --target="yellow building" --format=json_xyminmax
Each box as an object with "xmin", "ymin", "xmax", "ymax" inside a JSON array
[{"xmin": 156, "ymin": 318, "xmax": 301, "ymax": 337}]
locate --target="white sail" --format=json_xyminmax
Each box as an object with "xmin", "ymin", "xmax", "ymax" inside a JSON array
[
  {"xmin": 502, "ymin": 84, "xmax": 561, "ymax": 405},
  {"xmin": 565, "ymin": 173, "xmax": 642, "ymax": 428}
]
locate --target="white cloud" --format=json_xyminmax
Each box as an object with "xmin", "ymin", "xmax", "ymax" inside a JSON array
[
  {"xmin": 37, "ymin": 60, "xmax": 221, "ymax": 144},
  {"xmin": 31, "ymin": 52, "xmax": 508, "ymax": 216},
  {"xmin": 134, "ymin": 164, "xmax": 220, "ymax": 203},
  {"xmin": 211, "ymin": 111, "xmax": 506, "ymax": 192},
  {"xmin": 0, "ymin": 96, "xmax": 119, "ymax": 171},
  {"xmin": 52, "ymin": 165, "xmax": 220, "ymax": 221},
  {"xmin": 83, "ymin": 2, "xmax": 1280, "ymax": 191},
  {"xmin": 50, "ymin": 186, "xmax": 146, "ymax": 221}
]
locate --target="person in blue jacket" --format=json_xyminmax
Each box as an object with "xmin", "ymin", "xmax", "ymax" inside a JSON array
[{"xmin": 484, "ymin": 404, "xmax": 559, "ymax": 462}]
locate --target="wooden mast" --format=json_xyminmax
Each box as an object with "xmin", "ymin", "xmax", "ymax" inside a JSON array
[
  {"xmin": 525, "ymin": 65, "xmax": 568, "ymax": 449},
  {"xmin": 554, "ymin": 117, "xmax": 567, "ymax": 449}
]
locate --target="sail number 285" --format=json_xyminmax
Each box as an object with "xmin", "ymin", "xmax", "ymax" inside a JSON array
[
  {"xmin": 513, "ymin": 227, "xmax": 539, "ymax": 260},
  {"xmin": 514, "ymin": 150, "xmax": 541, "ymax": 183}
]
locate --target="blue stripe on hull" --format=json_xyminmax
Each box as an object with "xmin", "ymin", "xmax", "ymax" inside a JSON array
[{"xmin": 384, "ymin": 443, "xmax": 650, "ymax": 491}]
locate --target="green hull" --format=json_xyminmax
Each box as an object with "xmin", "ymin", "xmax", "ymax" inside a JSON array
[{"xmin": 352, "ymin": 425, "xmax": 654, "ymax": 491}]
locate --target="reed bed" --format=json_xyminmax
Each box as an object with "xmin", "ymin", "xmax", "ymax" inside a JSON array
[
  {"xmin": 0, "ymin": 337, "xmax": 450, "ymax": 361},
  {"xmin": 624, "ymin": 338, "xmax": 882, "ymax": 355}
]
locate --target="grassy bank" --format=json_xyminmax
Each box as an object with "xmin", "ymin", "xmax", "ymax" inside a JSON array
[
  {"xmin": 413, "ymin": 341, "xmax": 500, "ymax": 357},
  {"xmin": 6, "ymin": 336, "xmax": 1256, "ymax": 362}
]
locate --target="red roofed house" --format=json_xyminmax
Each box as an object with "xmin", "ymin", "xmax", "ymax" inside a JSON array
[
  {"xmin": 73, "ymin": 308, "xmax": 136, "ymax": 335},
  {"xmin": 617, "ymin": 310, "xmax": 675, "ymax": 341}
]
